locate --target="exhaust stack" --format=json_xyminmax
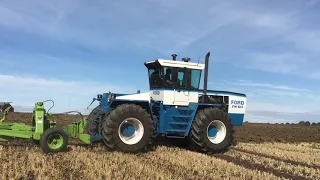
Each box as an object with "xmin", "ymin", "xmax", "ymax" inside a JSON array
[
  {"xmin": 202, "ymin": 51, "xmax": 210, "ymax": 102},
  {"xmin": 171, "ymin": 54, "xmax": 177, "ymax": 61}
]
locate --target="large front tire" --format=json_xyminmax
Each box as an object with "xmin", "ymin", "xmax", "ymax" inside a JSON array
[
  {"xmin": 86, "ymin": 105, "xmax": 101, "ymax": 136},
  {"xmin": 101, "ymin": 104, "xmax": 154, "ymax": 153},
  {"xmin": 190, "ymin": 108, "xmax": 233, "ymax": 154}
]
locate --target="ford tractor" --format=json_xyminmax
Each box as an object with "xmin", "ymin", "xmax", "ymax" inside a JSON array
[{"xmin": 86, "ymin": 52, "xmax": 247, "ymax": 154}]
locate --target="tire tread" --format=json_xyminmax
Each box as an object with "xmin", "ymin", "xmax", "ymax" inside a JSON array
[
  {"xmin": 101, "ymin": 103, "xmax": 154, "ymax": 153},
  {"xmin": 190, "ymin": 107, "xmax": 233, "ymax": 153}
]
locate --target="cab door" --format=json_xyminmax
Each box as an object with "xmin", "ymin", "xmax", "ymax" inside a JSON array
[{"xmin": 173, "ymin": 67, "xmax": 190, "ymax": 106}]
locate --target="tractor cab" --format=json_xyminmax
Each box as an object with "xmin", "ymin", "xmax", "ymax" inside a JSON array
[{"xmin": 144, "ymin": 54, "xmax": 205, "ymax": 106}]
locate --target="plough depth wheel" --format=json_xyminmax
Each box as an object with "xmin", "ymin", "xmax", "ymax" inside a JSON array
[{"xmin": 40, "ymin": 127, "xmax": 68, "ymax": 153}]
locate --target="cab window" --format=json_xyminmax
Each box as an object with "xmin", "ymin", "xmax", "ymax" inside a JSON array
[
  {"xmin": 148, "ymin": 68, "xmax": 162, "ymax": 88},
  {"xmin": 190, "ymin": 69, "xmax": 201, "ymax": 89},
  {"xmin": 163, "ymin": 66, "xmax": 174, "ymax": 87},
  {"xmin": 176, "ymin": 68, "xmax": 189, "ymax": 89}
]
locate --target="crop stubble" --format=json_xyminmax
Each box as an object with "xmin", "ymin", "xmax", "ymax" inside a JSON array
[
  {"xmin": 0, "ymin": 112, "xmax": 319, "ymax": 179},
  {"xmin": 224, "ymin": 148, "xmax": 319, "ymax": 179}
]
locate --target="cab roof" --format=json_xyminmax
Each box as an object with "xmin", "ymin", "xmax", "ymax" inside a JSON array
[{"xmin": 144, "ymin": 59, "xmax": 205, "ymax": 70}]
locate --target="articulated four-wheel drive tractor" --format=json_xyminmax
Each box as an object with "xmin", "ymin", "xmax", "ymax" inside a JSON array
[{"xmin": 0, "ymin": 52, "xmax": 246, "ymax": 154}]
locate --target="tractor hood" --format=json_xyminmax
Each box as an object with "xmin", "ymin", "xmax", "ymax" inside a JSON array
[{"xmin": 115, "ymin": 92, "xmax": 150, "ymax": 102}]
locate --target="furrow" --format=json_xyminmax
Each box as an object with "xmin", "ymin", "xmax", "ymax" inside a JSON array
[
  {"xmin": 147, "ymin": 146, "xmax": 284, "ymax": 180},
  {"xmin": 225, "ymin": 149, "xmax": 319, "ymax": 180},
  {"xmin": 236, "ymin": 142, "xmax": 320, "ymax": 166},
  {"xmin": 214, "ymin": 154, "xmax": 310, "ymax": 180},
  {"xmin": 232, "ymin": 147, "xmax": 320, "ymax": 170}
]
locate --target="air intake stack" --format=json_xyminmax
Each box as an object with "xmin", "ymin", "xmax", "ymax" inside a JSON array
[{"xmin": 182, "ymin": 57, "xmax": 191, "ymax": 62}]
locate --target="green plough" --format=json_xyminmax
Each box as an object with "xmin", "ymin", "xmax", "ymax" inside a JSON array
[{"xmin": 0, "ymin": 100, "xmax": 91, "ymax": 153}]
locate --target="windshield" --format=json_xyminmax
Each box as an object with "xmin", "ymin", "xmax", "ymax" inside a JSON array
[
  {"xmin": 147, "ymin": 65, "xmax": 202, "ymax": 90},
  {"xmin": 148, "ymin": 67, "xmax": 162, "ymax": 88}
]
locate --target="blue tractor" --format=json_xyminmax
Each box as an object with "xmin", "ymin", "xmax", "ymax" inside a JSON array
[{"xmin": 86, "ymin": 52, "xmax": 247, "ymax": 153}]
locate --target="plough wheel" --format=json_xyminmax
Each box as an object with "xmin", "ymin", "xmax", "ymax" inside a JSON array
[{"xmin": 40, "ymin": 127, "xmax": 68, "ymax": 153}]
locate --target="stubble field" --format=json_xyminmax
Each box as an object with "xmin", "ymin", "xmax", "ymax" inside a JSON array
[{"xmin": 0, "ymin": 112, "xmax": 319, "ymax": 180}]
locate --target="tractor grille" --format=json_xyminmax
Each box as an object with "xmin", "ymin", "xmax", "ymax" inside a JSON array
[
  {"xmin": 177, "ymin": 109, "xmax": 193, "ymax": 116},
  {"xmin": 164, "ymin": 106, "xmax": 196, "ymax": 138},
  {"xmin": 172, "ymin": 116, "xmax": 191, "ymax": 122},
  {"xmin": 169, "ymin": 124, "xmax": 188, "ymax": 130}
]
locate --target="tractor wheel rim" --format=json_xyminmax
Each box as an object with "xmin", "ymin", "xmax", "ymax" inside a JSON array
[
  {"xmin": 207, "ymin": 120, "xmax": 227, "ymax": 144},
  {"xmin": 47, "ymin": 134, "xmax": 64, "ymax": 149},
  {"xmin": 118, "ymin": 118, "xmax": 144, "ymax": 145}
]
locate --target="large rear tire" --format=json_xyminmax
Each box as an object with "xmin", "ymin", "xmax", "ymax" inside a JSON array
[
  {"xmin": 101, "ymin": 103, "xmax": 154, "ymax": 153},
  {"xmin": 190, "ymin": 107, "xmax": 233, "ymax": 154}
]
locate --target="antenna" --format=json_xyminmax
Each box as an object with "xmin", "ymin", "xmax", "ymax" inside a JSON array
[{"xmin": 197, "ymin": 56, "xmax": 200, "ymax": 65}]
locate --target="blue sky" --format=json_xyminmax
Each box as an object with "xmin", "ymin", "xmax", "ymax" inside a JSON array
[{"xmin": 0, "ymin": 0, "xmax": 319, "ymax": 123}]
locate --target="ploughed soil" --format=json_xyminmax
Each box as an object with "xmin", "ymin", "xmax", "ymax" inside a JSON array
[
  {"xmin": 234, "ymin": 122, "xmax": 320, "ymax": 143},
  {"xmin": 3, "ymin": 112, "xmax": 320, "ymax": 143}
]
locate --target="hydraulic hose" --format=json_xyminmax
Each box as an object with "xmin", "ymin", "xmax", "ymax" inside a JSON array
[
  {"xmin": 42, "ymin": 100, "xmax": 54, "ymax": 113},
  {"xmin": 59, "ymin": 111, "xmax": 84, "ymax": 120}
]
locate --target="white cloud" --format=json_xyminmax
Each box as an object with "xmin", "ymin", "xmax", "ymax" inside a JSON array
[
  {"xmin": 242, "ymin": 52, "xmax": 309, "ymax": 74},
  {"xmin": 0, "ymin": 0, "xmax": 295, "ymax": 55},
  {"xmin": 243, "ymin": 92, "xmax": 320, "ymax": 123},
  {"xmin": 244, "ymin": 112, "xmax": 290, "ymax": 124},
  {"xmin": 305, "ymin": 0, "xmax": 320, "ymax": 8},
  {"xmin": 246, "ymin": 110, "xmax": 320, "ymax": 124},
  {"xmin": 0, "ymin": 0, "xmax": 319, "ymax": 123},
  {"xmin": 255, "ymin": 89, "xmax": 303, "ymax": 97},
  {"xmin": 0, "ymin": 74, "xmax": 136, "ymax": 114},
  {"xmin": 0, "ymin": 1, "xmax": 118, "ymax": 50},
  {"xmin": 247, "ymin": 101, "xmax": 302, "ymax": 113},
  {"xmin": 286, "ymin": 29, "xmax": 320, "ymax": 53},
  {"xmin": 210, "ymin": 79, "xmax": 320, "ymax": 123},
  {"xmin": 0, "ymin": 0, "xmax": 317, "ymax": 62},
  {"xmin": 232, "ymin": 81, "xmax": 311, "ymax": 92},
  {"xmin": 308, "ymin": 72, "xmax": 320, "ymax": 80}
]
